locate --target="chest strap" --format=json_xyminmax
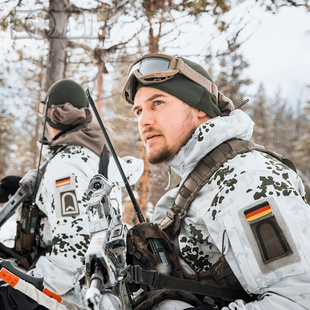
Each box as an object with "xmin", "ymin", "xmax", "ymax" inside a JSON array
[
  {"xmin": 122, "ymin": 265, "xmax": 252, "ymax": 302},
  {"xmin": 159, "ymin": 138, "xmax": 296, "ymax": 237}
]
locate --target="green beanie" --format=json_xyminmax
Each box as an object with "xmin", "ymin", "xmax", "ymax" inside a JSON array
[
  {"xmin": 43, "ymin": 79, "xmax": 89, "ymax": 130},
  {"xmin": 135, "ymin": 57, "xmax": 220, "ymax": 118}
]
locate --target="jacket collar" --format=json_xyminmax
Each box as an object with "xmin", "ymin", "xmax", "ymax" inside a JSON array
[{"xmin": 168, "ymin": 110, "xmax": 254, "ymax": 179}]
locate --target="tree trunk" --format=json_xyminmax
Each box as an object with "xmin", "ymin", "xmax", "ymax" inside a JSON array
[
  {"xmin": 46, "ymin": 0, "xmax": 69, "ymax": 90},
  {"xmin": 96, "ymin": 65, "xmax": 104, "ymax": 117}
]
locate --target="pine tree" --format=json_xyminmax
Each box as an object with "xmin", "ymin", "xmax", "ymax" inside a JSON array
[
  {"xmin": 293, "ymin": 96, "xmax": 310, "ymax": 179},
  {"xmin": 247, "ymin": 84, "xmax": 273, "ymax": 146},
  {"xmin": 214, "ymin": 52, "xmax": 252, "ymax": 107}
]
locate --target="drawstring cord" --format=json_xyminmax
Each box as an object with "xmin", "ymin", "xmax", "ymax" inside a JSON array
[
  {"xmin": 215, "ymin": 230, "xmax": 227, "ymax": 276},
  {"xmin": 165, "ymin": 166, "xmax": 172, "ymax": 191}
]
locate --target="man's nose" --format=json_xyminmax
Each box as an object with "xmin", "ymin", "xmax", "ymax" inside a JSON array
[{"xmin": 138, "ymin": 108, "xmax": 155, "ymax": 128}]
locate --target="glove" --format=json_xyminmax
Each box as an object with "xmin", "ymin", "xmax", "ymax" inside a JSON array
[{"xmin": 0, "ymin": 175, "xmax": 21, "ymax": 203}]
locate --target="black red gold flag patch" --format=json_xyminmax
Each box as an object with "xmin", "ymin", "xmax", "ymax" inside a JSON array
[
  {"xmin": 55, "ymin": 177, "xmax": 71, "ymax": 187},
  {"xmin": 244, "ymin": 202, "xmax": 272, "ymax": 222}
]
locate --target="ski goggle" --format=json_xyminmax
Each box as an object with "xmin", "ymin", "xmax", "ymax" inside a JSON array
[{"xmin": 122, "ymin": 53, "xmax": 218, "ymax": 104}]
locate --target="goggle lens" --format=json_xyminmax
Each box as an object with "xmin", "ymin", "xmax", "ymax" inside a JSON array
[{"xmin": 129, "ymin": 57, "xmax": 170, "ymax": 76}]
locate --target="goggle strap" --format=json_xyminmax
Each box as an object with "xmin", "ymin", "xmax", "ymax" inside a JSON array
[
  {"xmin": 133, "ymin": 69, "xmax": 180, "ymax": 86},
  {"xmin": 177, "ymin": 60, "xmax": 218, "ymax": 100},
  {"xmin": 37, "ymin": 101, "xmax": 46, "ymax": 115}
]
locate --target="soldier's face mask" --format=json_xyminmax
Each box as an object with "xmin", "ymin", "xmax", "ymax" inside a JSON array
[{"xmin": 122, "ymin": 53, "xmax": 218, "ymax": 104}]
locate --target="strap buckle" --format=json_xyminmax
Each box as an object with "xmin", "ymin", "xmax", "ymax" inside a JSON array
[
  {"xmin": 122, "ymin": 265, "xmax": 158, "ymax": 287},
  {"xmin": 159, "ymin": 209, "xmax": 175, "ymax": 230},
  {"xmin": 178, "ymin": 209, "xmax": 187, "ymax": 220}
]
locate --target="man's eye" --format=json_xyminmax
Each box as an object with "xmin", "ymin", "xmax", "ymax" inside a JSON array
[
  {"xmin": 154, "ymin": 100, "xmax": 163, "ymax": 106},
  {"xmin": 135, "ymin": 109, "xmax": 142, "ymax": 116}
]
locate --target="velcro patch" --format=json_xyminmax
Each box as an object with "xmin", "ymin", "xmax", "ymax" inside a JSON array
[
  {"xmin": 244, "ymin": 201, "xmax": 292, "ymax": 263},
  {"xmin": 60, "ymin": 190, "xmax": 79, "ymax": 216},
  {"xmin": 54, "ymin": 174, "xmax": 80, "ymax": 218}
]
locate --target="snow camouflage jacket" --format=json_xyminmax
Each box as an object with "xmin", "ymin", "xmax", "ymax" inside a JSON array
[
  {"xmin": 153, "ymin": 110, "xmax": 310, "ymax": 310},
  {"xmin": 29, "ymin": 121, "xmax": 143, "ymax": 307}
]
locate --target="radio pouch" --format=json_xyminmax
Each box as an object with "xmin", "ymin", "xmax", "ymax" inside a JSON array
[
  {"xmin": 14, "ymin": 203, "xmax": 45, "ymax": 269},
  {"xmin": 127, "ymin": 222, "xmax": 183, "ymax": 278}
]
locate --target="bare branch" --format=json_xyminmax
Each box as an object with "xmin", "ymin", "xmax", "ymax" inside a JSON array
[{"xmin": 67, "ymin": 40, "xmax": 94, "ymax": 53}]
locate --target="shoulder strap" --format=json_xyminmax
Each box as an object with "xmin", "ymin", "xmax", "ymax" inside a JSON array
[{"xmin": 159, "ymin": 138, "xmax": 296, "ymax": 237}]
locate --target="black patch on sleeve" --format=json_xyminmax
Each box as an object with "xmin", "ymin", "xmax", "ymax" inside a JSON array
[{"xmin": 245, "ymin": 202, "xmax": 293, "ymax": 263}]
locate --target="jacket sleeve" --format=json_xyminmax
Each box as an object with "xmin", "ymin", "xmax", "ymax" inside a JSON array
[
  {"xmin": 203, "ymin": 155, "xmax": 310, "ymax": 309},
  {"xmin": 32, "ymin": 146, "xmax": 100, "ymax": 295}
]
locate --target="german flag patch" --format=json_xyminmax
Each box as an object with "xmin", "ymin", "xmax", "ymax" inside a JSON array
[
  {"xmin": 244, "ymin": 202, "xmax": 272, "ymax": 222},
  {"xmin": 55, "ymin": 177, "xmax": 71, "ymax": 187},
  {"xmin": 244, "ymin": 201, "xmax": 292, "ymax": 263}
]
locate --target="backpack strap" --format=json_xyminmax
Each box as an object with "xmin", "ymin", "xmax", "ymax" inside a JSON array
[
  {"xmin": 159, "ymin": 138, "xmax": 296, "ymax": 237},
  {"xmin": 123, "ymin": 265, "xmax": 252, "ymax": 304}
]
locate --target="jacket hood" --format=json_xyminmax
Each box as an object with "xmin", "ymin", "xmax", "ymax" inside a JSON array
[
  {"xmin": 168, "ymin": 110, "xmax": 254, "ymax": 179},
  {"xmin": 40, "ymin": 121, "xmax": 106, "ymax": 159},
  {"xmin": 52, "ymin": 121, "xmax": 106, "ymax": 156}
]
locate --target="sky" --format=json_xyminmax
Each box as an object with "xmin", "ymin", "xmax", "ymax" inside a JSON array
[
  {"xmin": 160, "ymin": 3, "xmax": 310, "ymax": 108},
  {"xmin": 239, "ymin": 5, "xmax": 310, "ymax": 105},
  {"xmin": 1, "ymin": 2, "xmax": 309, "ymax": 110}
]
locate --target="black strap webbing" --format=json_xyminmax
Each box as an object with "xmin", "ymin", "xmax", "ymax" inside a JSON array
[
  {"xmin": 159, "ymin": 138, "xmax": 296, "ymax": 237},
  {"xmin": 123, "ymin": 265, "xmax": 251, "ymax": 301}
]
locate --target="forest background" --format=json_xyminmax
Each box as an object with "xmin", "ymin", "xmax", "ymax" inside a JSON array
[{"xmin": 0, "ymin": 0, "xmax": 310, "ymax": 226}]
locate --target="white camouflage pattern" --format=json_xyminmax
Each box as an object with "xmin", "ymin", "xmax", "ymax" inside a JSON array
[
  {"xmin": 153, "ymin": 110, "xmax": 310, "ymax": 310},
  {"xmin": 28, "ymin": 123, "xmax": 143, "ymax": 308}
]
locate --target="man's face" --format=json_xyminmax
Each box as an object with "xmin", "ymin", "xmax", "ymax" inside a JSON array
[{"xmin": 133, "ymin": 87, "xmax": 202, "ymax": 164}]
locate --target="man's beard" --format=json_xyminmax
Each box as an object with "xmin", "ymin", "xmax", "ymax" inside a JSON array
[
  {"xmin": 147, "ymin": 146, "xmax": 173, "ymax": 165},
  {"xmin": 146, "ymin": 122, "xmax": 196, "ymax": 165}
]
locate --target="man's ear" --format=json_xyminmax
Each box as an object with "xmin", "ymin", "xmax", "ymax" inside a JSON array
[
  {"xmin": 197, "ymin": 110, "xmax": 207, "ymax": 118},
  {"xmin": 197, "ymin": 110, "xmax": 212, "ymax": 123}
]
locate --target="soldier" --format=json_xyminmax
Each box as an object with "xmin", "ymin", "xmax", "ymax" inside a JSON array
[
  {"xmin": 122, "ymin": 54, "xmax": 310, "ymax": 309},
  {"xmin": 0, "ymin": 79, "xmax": 143, "ymax": 309}
]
